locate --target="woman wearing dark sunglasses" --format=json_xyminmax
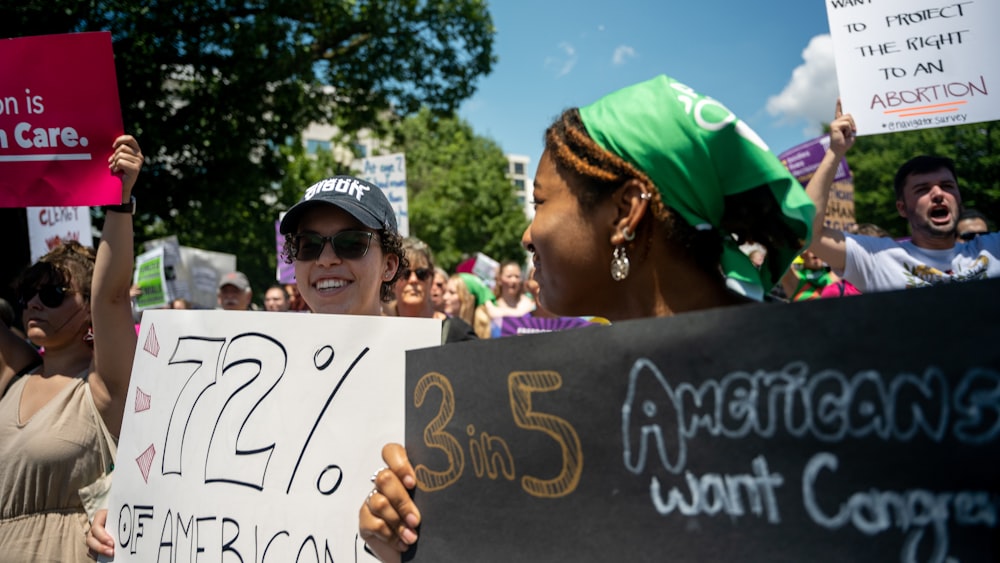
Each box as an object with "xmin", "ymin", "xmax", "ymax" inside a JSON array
[
  {"xmin": 279, "ymin": 176, "xmax": 408, "ymax": 316},
  {"xmin": 387, "ymin": 237, "xmax": 476, "ymax": 343},
  {"xmin": 88, "ymin": 174, "xmax": 412, "ymax": 560},
  {"xmin": 0, "ymin": 135, "xmax": 143, "ymax": 561}
]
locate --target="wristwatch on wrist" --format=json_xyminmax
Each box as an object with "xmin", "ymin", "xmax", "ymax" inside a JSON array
[{"xmin": 103, "ymin": 195, "xmax": 136, "ymax": 215}]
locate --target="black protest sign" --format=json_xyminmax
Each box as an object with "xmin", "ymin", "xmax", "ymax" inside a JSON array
[{"xmin": 403, "ymin": 278, "xmax": 1000, "ymax": 562}]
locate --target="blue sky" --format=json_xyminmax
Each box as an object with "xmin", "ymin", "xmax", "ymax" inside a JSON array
[{"xmin": 459, "ymin": 0, "xmax": 840, "ymax": 180}]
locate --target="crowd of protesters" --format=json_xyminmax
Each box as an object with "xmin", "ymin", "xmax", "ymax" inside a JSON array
[{"xmin": 3, "ymin": 73, "xmax": 997, "ymax": 562}]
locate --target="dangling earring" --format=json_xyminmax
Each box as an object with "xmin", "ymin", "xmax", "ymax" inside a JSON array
[
  {"xmin": 611, "ymin": 246, "xmax": 630, "ymax": 281},
  {"xmin": 83, "ymin": 326, "xmax": 94, "ymax": 346},
  {"xmin": 622, "ymin": 226, "xmax": 636, "ymax": 242}
]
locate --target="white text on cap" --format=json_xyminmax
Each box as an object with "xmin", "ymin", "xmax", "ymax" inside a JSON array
[{"xmin": 303, "ymin": 177, "xmax": 370, "ymax": 202}]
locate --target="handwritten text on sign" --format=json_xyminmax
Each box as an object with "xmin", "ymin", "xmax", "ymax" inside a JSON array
[
  {"xmin": 405, "ymin": 279, "xmax": 1000, "ymax": 562},
  {"xmin": 360, "ymin": 153, "xmax": 408, "ymax": 237},
  {"xmin": 26, "ymin": 205, "xmax": 93, "ymax": 263},
  {"xmin": 107, "ymin": 310, "xmax": 440, "ymax": 563},
  {"xmin": 826, "ymin": 0, "xmax": 1000, "ymax": 135}
]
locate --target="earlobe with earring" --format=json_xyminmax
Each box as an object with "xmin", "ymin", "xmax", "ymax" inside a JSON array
[
  {"xmin": 611, "ymin": 246, "xmax": 630, "ymax": 281},
  {"xmin": 612, "ymin": 224, "xmax": 636, "ymax": 281}
]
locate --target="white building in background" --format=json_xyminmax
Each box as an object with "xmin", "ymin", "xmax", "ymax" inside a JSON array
[
  {"xmin": 505, "ymin": 154, "xmax": 532, "ymax": 219},
  {"xmin": 300, "ymin": 122, "xmax": 382, "ymax": 164},
  {"xmin": 300, "ymin": 125, "xmax": 533, "ymax": 222}
]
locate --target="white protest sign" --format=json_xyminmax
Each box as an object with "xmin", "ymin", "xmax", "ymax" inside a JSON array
[
  {"xmin": 181, "ymin": 246, "xmax": 238, "ymax": 309},
  {"xmin": 826, "ymin": 0, "xmax": 1000, "ymax": 135},
  {"xmin": 471, "ymin": 253, "xmax": 499, "ymax": 289},
  {"xmin": 106, "ymin": 310, "xmax": 441, "ymax": 562},
  {"xmin": 360, "ymin": 153, "xmax": 408, "ymax": 237},
  {"xmin": 25, "ymin": 206, "xmax": 93, "ymax": 263}
]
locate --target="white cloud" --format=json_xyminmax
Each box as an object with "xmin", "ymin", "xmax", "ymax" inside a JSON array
[
  {"xmin": 766, "ymin": 34, "xmax": 840, "ymax": 134},
  {"xmin": 612, "ymin": 45, "xmax": 636, "ymax": 66},
  {"xmin": 544, "ymin": 42, "xmax": 577, "ymax": 78}
]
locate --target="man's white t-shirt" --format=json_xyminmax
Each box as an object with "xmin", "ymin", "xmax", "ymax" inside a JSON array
[{"xmin": 842, "ymin": 232, "xmax": 1000, "ymax": 293}]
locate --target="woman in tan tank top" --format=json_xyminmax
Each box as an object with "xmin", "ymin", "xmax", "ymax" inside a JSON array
[{"xmin": 0, "ymin": 135, "xmax": 143, "ymax": 561}]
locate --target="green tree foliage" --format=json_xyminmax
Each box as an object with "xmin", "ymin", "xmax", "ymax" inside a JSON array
[
  {"xmin": 0, "ymin": 1, "xmax": 495, "ymax": 295},
  {"xmin": 390, "ymin": 108, "xmax": 529, "ymax": 271},
  {"xmin": 845, "ymin": 121, "xmax": 1000, "ymax": 236}
]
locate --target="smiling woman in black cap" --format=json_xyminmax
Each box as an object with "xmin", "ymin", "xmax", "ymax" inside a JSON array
[
  {"xmin": 279, "ymin": 176, "xmax": 408, "ymax": 316},
  {"xmin": 87, "ymin": 174, "xmax": 411, "ymax": 558}
]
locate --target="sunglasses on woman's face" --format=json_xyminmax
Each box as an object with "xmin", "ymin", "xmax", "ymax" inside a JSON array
[
  {"xmin": 291, "ymin": 230, "xmax": 374, "ymax": 261},
  {"xmin": 18, "ymin": 284, "xmax": 74, "ymax": 309},
  {"xmin": 958, "ymin": 231, "xmax": 986, "ymax": 241},
  {"xmin": 400, "ymin": 267, "xmax": 432, "ymax": 282}
]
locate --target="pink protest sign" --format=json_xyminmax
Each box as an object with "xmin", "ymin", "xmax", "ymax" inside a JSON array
[{"xmin": 0, "ymin": 31, "xmax": 124, "ymax": 207}]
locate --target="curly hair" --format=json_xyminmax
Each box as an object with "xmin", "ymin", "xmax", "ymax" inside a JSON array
[
  {"xmin": 544, "ymin": 108, "xmax": 800, "ymax": 282},
  {"xmin": 281, "ymin": 229, "xmax": 408, "ymax": 303},
  {"xmin": 15, "ymin": 240, "xmax": 97, "ymax": 303}
]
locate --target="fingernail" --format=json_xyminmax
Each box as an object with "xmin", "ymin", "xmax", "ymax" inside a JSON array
[
  {"xmin": 403, "ymin": 475, "xmax": 416, "ymax": 488},
  {"xmin": 405, "ymin": 513, "xmax": 419, "ymax": 528},
  {"xmin": 401, "ymin": 528, "xmax": 418, "ymax": 544}
]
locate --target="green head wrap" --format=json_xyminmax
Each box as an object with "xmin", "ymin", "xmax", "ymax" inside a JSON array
[
  {"xmin": 578, "ymin": 75, "xmax": 814, "ymax": 300},
  {"xmin": 458, "ymin": 273, "xmax": 495, "ymax": 307}
]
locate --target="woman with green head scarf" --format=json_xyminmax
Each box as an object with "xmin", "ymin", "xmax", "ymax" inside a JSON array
[{"xmin": 359, "ymin": 75, "xmax": 815, "ymax": 560}]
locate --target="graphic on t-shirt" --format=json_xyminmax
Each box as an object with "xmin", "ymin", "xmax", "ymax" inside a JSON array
[{"xmin": 904, "ymin": 255, "xmax": 989, "ymax": 288}]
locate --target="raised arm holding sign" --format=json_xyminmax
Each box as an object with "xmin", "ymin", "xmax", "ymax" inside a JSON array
[
  {"xmin": 805, "ymin": 101, "xmax": 1000, "ymax": 292},
  {"xmin": 0, "ymin": 135, "xmax": 142, "ymax": 561}
]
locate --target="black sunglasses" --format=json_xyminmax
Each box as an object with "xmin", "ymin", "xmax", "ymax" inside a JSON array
[
  {"xmin": 291, "ymin": 231, "xmax": 374, "ymax": 261},
  {"xmin": 958, "ymin": 231, "xmax": 986, "ymax": 241},
  {"xmin": 18, "ymin": 284, "xmax": 74, "ymax": 309},
  {"xmin": 400, "ymin": 267, "xmax": 432, "ymax": 282}
]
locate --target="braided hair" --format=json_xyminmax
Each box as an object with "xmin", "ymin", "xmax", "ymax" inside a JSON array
[{"xmin": 545, "ymin": 108, "xmax": 801, "ymax": 283}]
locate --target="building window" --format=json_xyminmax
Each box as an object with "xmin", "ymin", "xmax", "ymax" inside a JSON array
[
  {"xmin": 306, "ymin": 139, "xmax": 332, "ymax": 154},
  {"xmin": 513, "ymin": 162, "xmax": 525, "ymax": 175},
  {"xmin": 514, "ymin": 179, "xmax": 525, "ymax": 190}
]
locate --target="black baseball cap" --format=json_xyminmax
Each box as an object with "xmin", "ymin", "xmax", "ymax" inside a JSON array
[{"xmin": 279, "ymin": 176, "xmax": 398, "ymax": 235}]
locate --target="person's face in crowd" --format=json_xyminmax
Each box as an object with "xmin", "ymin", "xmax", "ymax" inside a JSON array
[
  {"xmin": 749, "ymin": 251, "xmax": 765, "ymax": 268},
  {"xmin": 293, "ymin": 205, "xmax": 397, "ymax": 316},
  {"xmin": 264, "ymin": 287, "xmax": 290, "ymax": 312},
  {"xmin": 443, "ymin": 279, "xmax": 461, "ymax": 317},
  {"xmin": 394, "ymin": 252, "xmax": 432, "ymax": 314},
  {"xmin": 497, "ymin": 264, "xmax": 523, "ymax": 298},
  {"xmin": 218, "ymin": 284, "xmax": 251, "ymax": 311},
  {"xmin": 283, "ymin": 283, "xmax": 304, "ymax": 311},
  {"xmin": 896, "ymin": 167, "xmax": 962, "ymax": 243},
  {"xmin": 171, "ymin": 299, "xmax": 189, "ymax": 309},
  {"xmin": 522, "ymin": 149, "xmax": 617, "ymax": 317},
  {"xmin": 800, "ymin": 250, "xmax": 826, "ymax": 271},
  {"xmin": 956, "ymin": 217, "xmax": 988, "ymax": 241},
  {"xmin": 20, "ymin": 277, "xmax": 90, "ymax": 348},
  {"xmin": 430, "ymin": 271, "xmax": 447, "ymax": 312}
]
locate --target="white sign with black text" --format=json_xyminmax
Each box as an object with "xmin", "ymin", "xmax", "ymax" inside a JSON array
[{"xmin": 105, "ymin": 310, "xmax": 441, "ymax": 562}]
